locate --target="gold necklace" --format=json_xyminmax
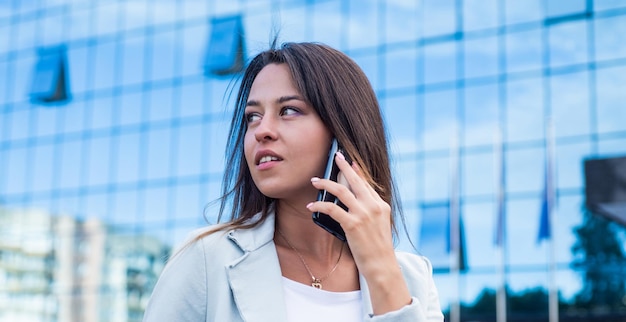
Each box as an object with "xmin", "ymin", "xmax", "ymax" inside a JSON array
[{"xmin": 277, "ymin": 229, "xmax": 344, "ymax": 290}]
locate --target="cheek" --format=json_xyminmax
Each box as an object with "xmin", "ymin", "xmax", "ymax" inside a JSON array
[{"xmin": 243, "ymin": 133, "xmax": 255, "ymax": 168}]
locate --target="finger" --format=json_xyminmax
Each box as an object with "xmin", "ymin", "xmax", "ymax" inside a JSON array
[
  {"xmin": 310, "ymin": 176, "xmax": 358, "ymax": 209},
  {"xmin": 334, "ymin": 151, "xmax": 372, "ymax": 199},
  {"xmin": 350, "ymin": 161, "xmax": 379, "ymax": 200},
  {"xmin": 306, "ymin": 199, "xmax": 352, "ymax": 225}
]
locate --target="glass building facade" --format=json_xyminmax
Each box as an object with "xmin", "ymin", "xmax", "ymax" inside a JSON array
[{"xmin": 1, "ymin": 0, "xmax": 625, "ymax": 321}]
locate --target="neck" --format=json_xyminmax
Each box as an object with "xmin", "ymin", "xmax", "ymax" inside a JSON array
[{"xmin": 274, "ymin": 200, "xmax": 343, "ymax": 259}]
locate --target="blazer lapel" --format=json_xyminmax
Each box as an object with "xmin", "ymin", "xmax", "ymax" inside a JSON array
[
  {"xmin": 226, "ymin": 213, "xmax": 288, "ymax": 322},
  {"xmin": 359, "ymin": 274, "xmax": 374, "ymax": 318}
]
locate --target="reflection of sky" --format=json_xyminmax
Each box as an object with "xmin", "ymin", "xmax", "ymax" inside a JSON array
[{"xmin": 1, "ymin": 0, "xmax": 626, "ymax": 310}]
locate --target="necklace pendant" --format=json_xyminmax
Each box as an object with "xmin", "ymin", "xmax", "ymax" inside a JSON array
[{"xmin": 312, "ymin": 279, "xmax": 322, "ymax": 289}]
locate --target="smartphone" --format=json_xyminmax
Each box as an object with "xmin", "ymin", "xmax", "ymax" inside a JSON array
[{"xmin": 312, "ymin": 138, "xmax": 350, "ymax": 241}]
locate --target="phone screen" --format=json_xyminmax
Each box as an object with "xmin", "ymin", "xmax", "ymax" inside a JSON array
[{"xmin": 312, "ymin": 138, "xmax": 349, "ymax": 241}]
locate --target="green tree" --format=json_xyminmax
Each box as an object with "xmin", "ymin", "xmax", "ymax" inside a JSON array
[{"xmin": 571, "ymin": 208, "xmax": 626, "ymax": 309}]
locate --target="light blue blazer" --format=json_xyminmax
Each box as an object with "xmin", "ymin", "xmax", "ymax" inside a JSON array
[{"xmin": 143, "ymin": 211, "xmax": 444, "ymax": 322}]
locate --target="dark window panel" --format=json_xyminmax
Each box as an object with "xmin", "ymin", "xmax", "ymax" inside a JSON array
[
  {"xmin": 29, "ymin": 46, "xmax": 70, "ymax": 104},
  {"xmin": 203, "ymin": 15, "xmax": 246, "ymax": 76}
]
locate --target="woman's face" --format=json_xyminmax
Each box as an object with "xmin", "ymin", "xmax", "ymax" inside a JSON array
[{"xmin": 244, "ymin": 63, "xmax": 332, "ymax": 202}]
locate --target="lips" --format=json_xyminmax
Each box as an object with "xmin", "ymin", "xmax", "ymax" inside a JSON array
[
  {"xmin": 259, "ymin": 155, "xmax": 280, "ymax": 164},
  {"xmin": 254, "ymin": 150, "xmax": 283, "ymax": 165}
]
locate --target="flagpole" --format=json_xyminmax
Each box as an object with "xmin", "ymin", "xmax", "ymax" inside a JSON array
[
  {"xmin": 449, "ymin": 136, "xmax": 461, "ymax": 322},
  {"xmin": 546, "ymin": 119, "xmax": 559, "ymax": 322},
  {"xmin": 494, "ymin": 130, "xmax": 507, "ymax": 322}
]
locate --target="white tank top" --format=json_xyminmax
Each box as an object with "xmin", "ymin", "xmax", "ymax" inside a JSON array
[{"xmin": 282, "ymin": 277, "xmax": 363, "ymax": 322}]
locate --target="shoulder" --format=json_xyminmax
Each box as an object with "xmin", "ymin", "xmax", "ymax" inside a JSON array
[
  {"xmin": 169, "ymin": 224, "xmax": 244, "ymax": 269},
  {"xmin": 394, "ymin": 251, "xmax": 436, "ymax": 293},
  {"xmin": 395, "ymin": 251, "xmax": 434, "ymax": 275}
]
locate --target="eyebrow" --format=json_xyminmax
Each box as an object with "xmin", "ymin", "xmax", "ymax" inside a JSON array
[{"xmin": 246, "ymin": 95, "xmax": 304, "ymax": 107}]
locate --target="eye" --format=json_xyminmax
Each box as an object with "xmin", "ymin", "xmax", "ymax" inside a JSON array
[
  {"xmin": 280, "ymin": 107, "xmax": 301, "ymax": 117},
  {"xmin": 244, "ymin": 112, "xmax": 262, "ymax": 124}
]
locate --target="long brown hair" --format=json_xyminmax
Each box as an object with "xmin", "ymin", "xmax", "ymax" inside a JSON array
[{"xmin": 199, "ymin": 42, "xmax": 403, "ymax": 240}]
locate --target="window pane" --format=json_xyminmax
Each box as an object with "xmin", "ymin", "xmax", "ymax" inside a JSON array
[
  {"xmin": 507, "ymin": 199, "xmax": 547, "ymax": 266},
  {"xmin": 146, "ymin": 127, "xmax": 172, "ymax": 180},
  {"xmin": 93, "ymin": 40, "xmax": 117, "ymax": 90},
  {"xmin": 505, "ymin": 0, "xmax": 542, "ymax": 25},
  {"xmin": 464, "ymin": 151, "xmax": 495, "ymax": 197},
  {"xmin": 58, "ymin": 139, "xmax": 83, "ymax": 190},
  {"xmin": 35, "ymin": 107, "xmax": 60, "ymax": 138},
  {"xmin": 548, "ymin": 20, "xmax": 588, "ymax": 68},
  {"xmin": 507, "ymin": 147, "xmax": 543, "ymax": 193},
  {"xmin": 424, "ymin": 42, "xmax": 457, "ymax": 84},
  {"xmin": 175, "ymin": 124, "xmax": 204, "ymax": 177},
  {"xmin": 546, "ymin": 0, "xmax": 586, "ymax": 18},
  {"xmin": 394, "ymin": 159, "xmax": 419, "ymax": 203},
  {"xmin": 8, "ymin": 106, "xmax": 33, "ymax": 141},
  {"xmin": 112, "ymin": 189, "xmax": 140, "ymax": 225},
  {"xmin": 422, "ymin": 156, "xmax": 450, "ymax": 201},
  {"xmin": 67, "ymin": 45, "xmax": 90, "ymax": 94},
  {"xmin": 206, "ymin": 118, "xmax": 229, "ymax": 173},
  {"xmin": 148, "ymin": 87, "xmax": 173, "ymax": 123},
  {"xmin": 464, "ymin": 202, "xmax": 497, "ymax": 267},
  {"xmin": 115, "ymin": 132, "xmax": 141, "ymax": 183},
  {"xmin": 506, "ymin": 29, "xmax": 543, "ymax": 73},
  {"xmin": 174, "ymin": 183, "xmax": 203, "ymax": 220},
  {"xmin": 464, "ymin": 35, "xmax": 499, "ymax": 79},
  {"xmin": 121, "ymin": 34, "xmax": 146, "ymax": 86},
  {"xmin": 557, "ymin": 142, "xmax": 591, "ymax": 190},
  {"xmin": 594, "ymin": 0, "xmax": 626, "ymax": 10},
  {"xmin": 178, "ymin": 80, "xmax": 206, "ymax": 118},
  {"xmin": 95, "ymin": 2, "xmax": 120, "ymax": 36},
  {"xmin": 506, "ymin": 78, "xmax": 544, "ymax": 142},
  {"xmin": 464, "ymin": 83, "xmax": 499, "ymax": 146},
  {"xmin": 463, "ymin": 0, "xmax": 498, "ymax": 31},
  {"xmin": 385, "ymin": 47, "xmax": 417, "ymax": 89},
  {"xmin": 383, "ymin": 94, "xmax": 419, "ymax": 154},
  {"xmin": 4, "ymin": 146, "xmax": 28, "ymax": 194},
  {"xmin": 596, "ymin": 66, "xmax": 626, "ymax": 133},
  {"xmin": 347, "ymin": 0, "xmax": 378, "ymax": 49},
  {"xmin": 123, "ymin": 0, "xmax": 149, "ymax": 31},
  {"xmin": 151, "ymin": 29, "xmax": 176, "ymax": 81},
  {"xmin": 90, "ymin": 95, "xmax": 114, "ymax": 130},
  {"xmin": 32, "ymin": 143, "xmax": 56, "ymax": 193},
  {"xmin": 423, "ymin": 89, "xmax": 457, "ymax": 150},
  {"xmin": 118, "ymin": 91, "xmax": 144, "ymax": 127},
  {"xmin": 385, "ymin": 1, "xmax": 419, "ymax": 43},
  {"xmin": 422, "ymin": 0, "xmax": 456, "ymax": 37},
  {"xmin": 550, "ymin": 71, "xmax": 590, "ymax": 137},
  {"xmin": 594, "ymin": 14, "xmax": 626, "ymax": 61},
  {"xmin": 86, "ymin": 136, "xmax": 111, "ymax": 186},
  {"xmin": 143, "ymin": 186, "xmax": 171, "ymax": 223},
  {"xmin": 180, "ymin": 23, "xmax": 206, "ymax": 77}
]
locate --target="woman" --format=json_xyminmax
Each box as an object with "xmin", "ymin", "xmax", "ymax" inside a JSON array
[{"xmin": 143, "ymin": 42, "xmax": 443, "ymax": 321}]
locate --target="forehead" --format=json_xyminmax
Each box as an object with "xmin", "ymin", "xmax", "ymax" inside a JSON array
[{"xmin": 248, "ymin": 63, "xmax": 300, "ymax": 99}]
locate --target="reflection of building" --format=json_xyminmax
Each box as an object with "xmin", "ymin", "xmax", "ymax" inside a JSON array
[{"xmin": 0, "ymin": 207, "xmax": 169, "ymax": 322}]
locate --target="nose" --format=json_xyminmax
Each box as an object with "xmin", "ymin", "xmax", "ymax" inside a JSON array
[{"xmin": 254, "ymin": 115, "xmax": 278, "ymax": 142}]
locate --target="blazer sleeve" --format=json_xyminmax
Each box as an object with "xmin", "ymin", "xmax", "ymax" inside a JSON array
[
  {"xmin": 366, "ymin": 253, "xmax": 444, "ymax": 322},
  {"xmin": 143, "ymin": 239, "xmax": 208, "ymax": 322}
]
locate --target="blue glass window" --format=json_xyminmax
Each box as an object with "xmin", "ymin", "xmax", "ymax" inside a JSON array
[
  {"xmin": 419, "ymin": 203, "xmax": 468, "ymax": 272},
  {"xmin": 29, "ymin": 46, "xmax": 70, "ymax": 103},
  {"xmin": 204, "ymin": 15, "xmax": 245, "ymax": 76}
]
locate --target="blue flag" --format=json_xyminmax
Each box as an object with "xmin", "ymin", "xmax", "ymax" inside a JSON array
[{"xmin": 537, "ymin": 134, "xmax": 555, "ymax": 243}]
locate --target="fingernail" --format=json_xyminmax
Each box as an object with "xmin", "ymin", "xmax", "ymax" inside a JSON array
[
  {"xmin": 336, "ymin": 151, "xmax": 345, "ymax": 160},
  {"xmin": 311, "ymin": 177, "xmax": 320, "ymax": 182},
  {"xmin": 306, "ymin": 202, "xmax": 314, "ymax": 209}
]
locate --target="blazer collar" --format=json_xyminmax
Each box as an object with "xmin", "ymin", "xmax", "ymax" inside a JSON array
[
  {"xmin": 226, "ymin": 210, "xmax": 289, "ymax": 322},
  {"xmin": 225, "ymin": 210, "xmax": 375, "ymax": 320}
]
